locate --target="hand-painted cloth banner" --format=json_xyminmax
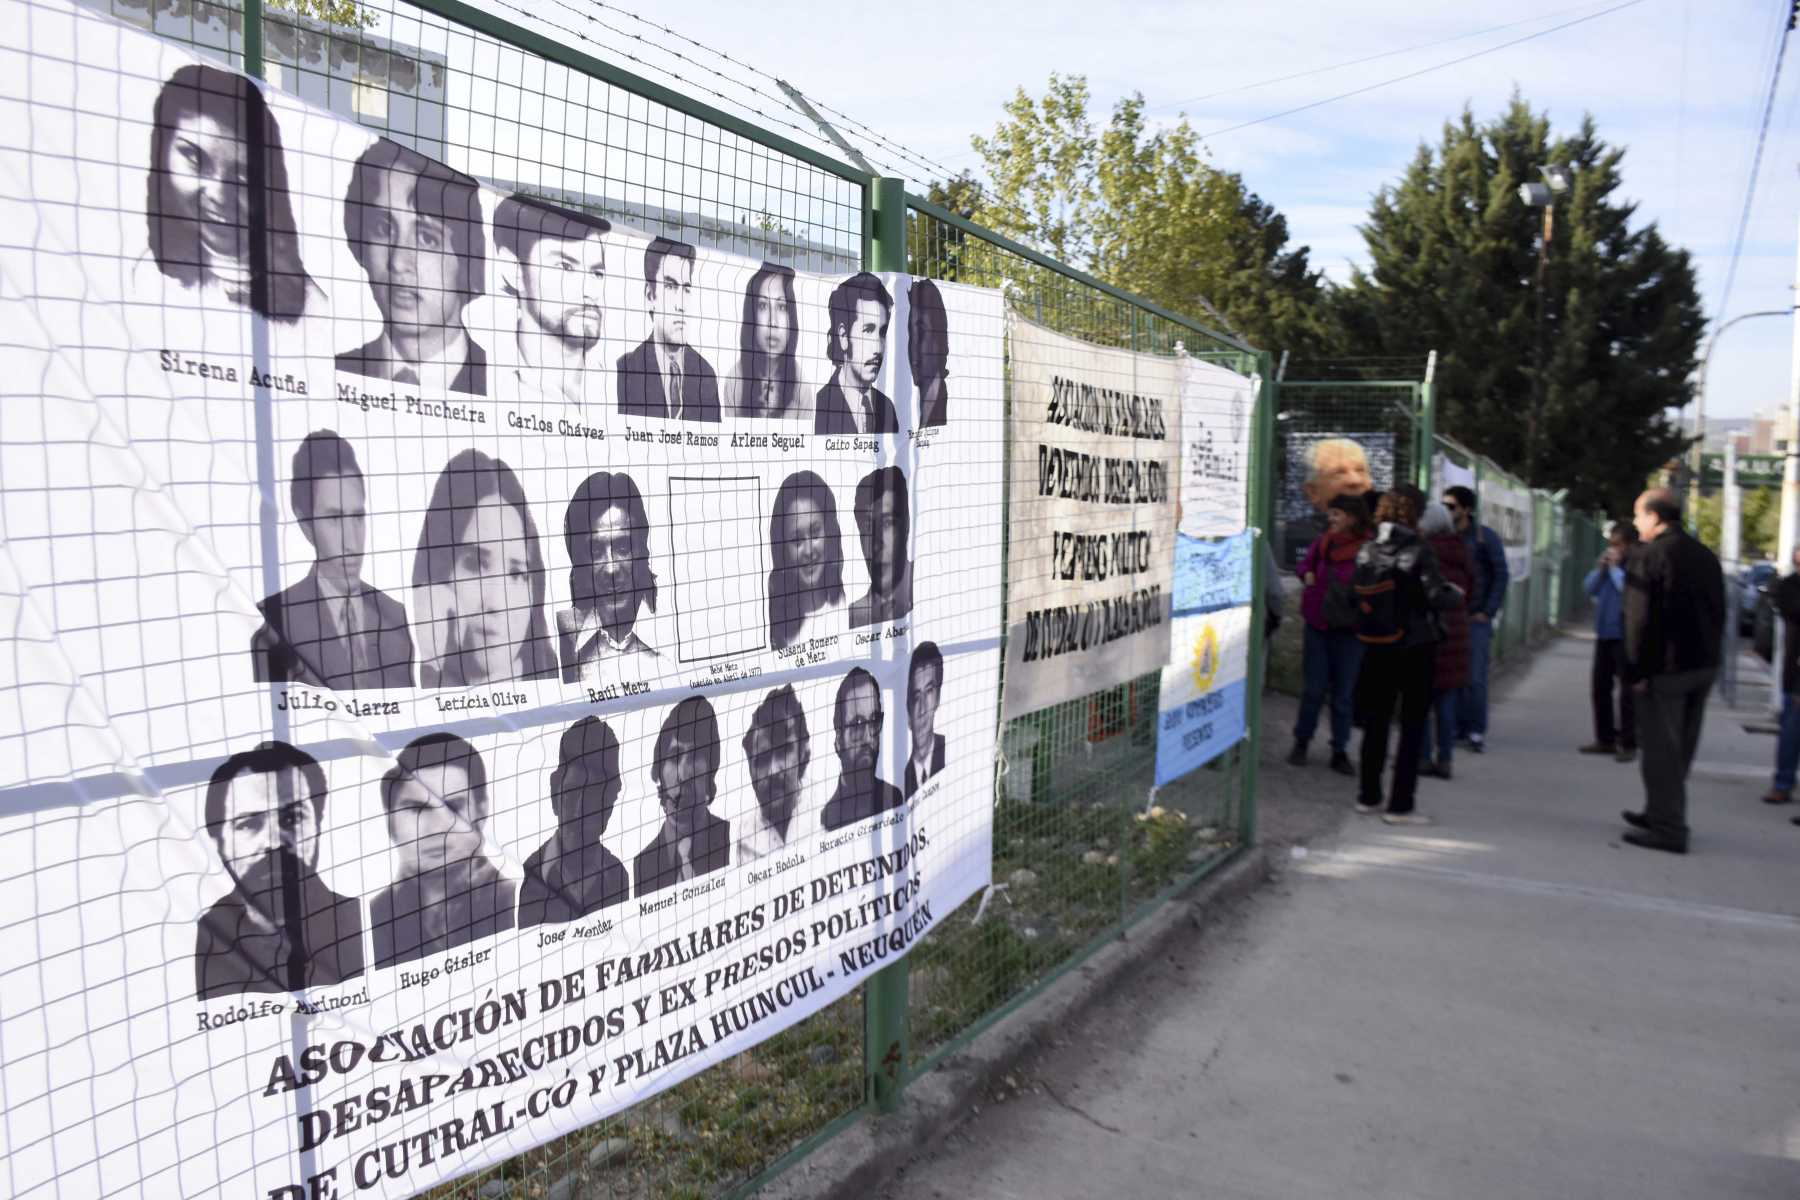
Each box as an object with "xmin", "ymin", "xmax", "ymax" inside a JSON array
[
  {"xmin": 1172, "ymin": 529, "xmax": 1256, "ymax": 616},
  {"xmin": 0, "ymin": 5, "xmax": 1006, "ymax": 1196},
  {"xmin": 1177, "ymin": 356, "xmax": 1254, "ymax": 539},
  {"xmin": 1003, "ymin": 316, "xmax": 1180, "ymax": 719},
  {"xmin": 1154, "ymin": 606, "xmax": 1251, "ymax": 785}
]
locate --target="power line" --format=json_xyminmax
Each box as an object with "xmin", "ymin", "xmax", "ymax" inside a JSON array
[
  {"xmin": 1146, "ymin": 0, "xmax": 1622, "ymax": 114},
  {"xmin": 1195, "ymin": 0, "xmax": 1645, "ymax": 141},
  {"xmin": 1711, "ymin": 0, "xmax": 1795, "ymax": 326}
]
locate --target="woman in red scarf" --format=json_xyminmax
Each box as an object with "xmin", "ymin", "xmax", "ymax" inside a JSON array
[{"xmin": 1289, "ymin": 493, "xmax": 1372, "ymax": 774}]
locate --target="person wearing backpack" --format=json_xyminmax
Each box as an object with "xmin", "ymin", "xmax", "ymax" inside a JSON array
[
  {"xmin": 1353, "ymin": 488, "xmax": 1464, "ymax": 824},
  {"xmin": 1288, "ymin": 493, "xmax": 1372, "ymax": 775},
  {"xmin": 1416, "ymin": 500, "xmax": 1472, "ymax": 780}
]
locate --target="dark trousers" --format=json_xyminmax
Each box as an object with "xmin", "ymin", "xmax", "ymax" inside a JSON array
[
  {"xmin": 1358, "ymin": 643, "xmax": 1434, "ymax": 813},
  {"xmin": 1637, "ymin": 667, "xmax": 1715, "ymax": 836},
  {"xmin": 1294, "ymin": 626, "xmax": 1366, "ymax": 753},
  {"xmin": 1591, "ymin": 638, "xmax": 1636, "ymax": 749}
]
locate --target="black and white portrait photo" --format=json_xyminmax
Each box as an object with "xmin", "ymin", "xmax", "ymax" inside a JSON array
[
  {"xmin": 635, "ymin": 696, "xmax": 731, "ymax": 897},
  {"xmin": 724, "ymin": 262, "xmax": 801, "ymax": 418},
  {"xmin": 493, "ymin": 193, "xmax": 611, "ymax": 406},
  {"xmin": 821, "ymin": 667, "xmax": 905, "ymax": 831},
  {"xmin": 518, "ymin": 717, "xmax": 629, "ymax": 926},
  {"xmin": 738, "ymin": 684, "xmax": 810, "ymax": 862},
  {"xmin": 816, "ymin": 271, "xmax": 897, "ymax": 434},
  {"xmin": 251, "ymin": 430, "xmax": 414, "ymax": 689},
  {"xmin": 909, "ymin": 278, "xmax": 949, "ymax": 428},
  {"xmin": 372, "ymin": 734, "xmax": 515, "ymax": 968},
  {"xmin": 768, "ymin": 470, "xmax": 846, "ymax": 651},
  {"xmin": 617, "ymin": 236, "xmax": 720, "ymax": 422},
  {"xmin": 558, "ymin": 470, "xmax": 658, "ymax": 682},
  {"xmin": 337, "ymin": 138, "xmax": 488, "ymax": 395},
  {"xmin": 147, "ymin": 64, "xmax": 324, "ymax": 322},
  {"xmin": 413, "ymin": 449, "xmax": 559, "ymax": 688},
  {"xmin": 905, "ymin": 641, "xmax": 946, "ymax": 797},
  {"xmin": 194, "ymin": 742, "xmax": 363, "ymax": 999},
  {"xmin": 850, "ymin": 465, "xmax": 914, "ymax": 628}
]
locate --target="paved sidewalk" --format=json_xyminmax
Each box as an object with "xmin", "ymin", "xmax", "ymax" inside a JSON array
[{"xmin": 883, "ymin": 633, "xmax": 1800, "ymax": 1200}]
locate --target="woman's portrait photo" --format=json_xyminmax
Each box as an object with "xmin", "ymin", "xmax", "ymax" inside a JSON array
[
  {"xmin": 768, "ymin": 470, "xmax": 846, "ymax": 652},
  {"xmin": 145, "ymin": 63, "xmax": 323, "ymax": 322},
  {"xmin": 724, "ymin": 263, "xmax": 802, "ymax": 419},
  {"xmin": 412, "ymin": 449, "xmax": 559, "ymax": 687}
]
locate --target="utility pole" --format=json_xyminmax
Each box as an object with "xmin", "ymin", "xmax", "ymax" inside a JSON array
[{"xmin": 1778, "ymin": 210, "xmax": 1800, "ymax": 581}]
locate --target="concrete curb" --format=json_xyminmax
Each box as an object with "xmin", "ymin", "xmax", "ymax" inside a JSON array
[{"xmin": 754, "ymin": 844, "xmax": 1273, "ymax": 1199}]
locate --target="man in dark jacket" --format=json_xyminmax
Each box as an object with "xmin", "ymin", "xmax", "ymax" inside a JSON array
[
  {"xmin": 1444, "ymin": 486, "xmax": 1509, "ymax": 752},
  {"xmin": 1620, "ymin": 489, "xmax": 1724, "ymax": 853},
  {"xmin": 1762, "ymin": 547, "xmax": 1800, "ymax": 809}
]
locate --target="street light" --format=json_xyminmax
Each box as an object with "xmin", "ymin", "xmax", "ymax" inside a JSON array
[{"xmin": 1517, "ymin": 163, "xmax": 1572, "ymax": 484}]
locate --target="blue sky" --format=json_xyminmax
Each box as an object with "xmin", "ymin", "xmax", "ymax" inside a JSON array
[{"xmin": 520, "ymin": 0, "xmax": 1797, "ymax": 420}]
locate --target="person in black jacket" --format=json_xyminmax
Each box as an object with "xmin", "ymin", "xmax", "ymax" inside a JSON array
[
  {"xmin": 1353, "ymin": 486, "xmax": 1462, "ymax": 825},
  {"xmin": 1619, "ymin": 488, "xmax": 1724, "ymax": 853},
  {"xmin": 1763, "ymin": 548, "xmax": 1800, "ymax": 809}
]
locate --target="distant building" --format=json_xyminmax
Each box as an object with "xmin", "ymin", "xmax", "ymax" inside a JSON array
[{"xmin": 82, "ymin": 0, "xmax": 448, "ymax": 160}]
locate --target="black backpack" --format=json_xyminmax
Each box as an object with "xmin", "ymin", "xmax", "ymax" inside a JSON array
[{"xmin": 1353, "ymin": 543, "xmax": 1407, "ymax": 645}]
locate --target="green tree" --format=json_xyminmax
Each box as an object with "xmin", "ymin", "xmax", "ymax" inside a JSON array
[
  {"xmin": 952, "ymin": 74, "xmax": 1330, "ymax": 354},
  {"xmin": 1334, "ymin": 95, "xmax": 1703, "ymax": 513},
  {"xmin": 266, "ymin": 0, "xmax": 376, "ymax": 29}
]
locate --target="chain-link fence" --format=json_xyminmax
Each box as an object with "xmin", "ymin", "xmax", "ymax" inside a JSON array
[
  {"xmin": 4, "ymin": 2, "xmax": 1264, "ymax": 1198},
  {"xmin": 900, "ymin": 197, "xmax": 1265, "ymax": 1079}
]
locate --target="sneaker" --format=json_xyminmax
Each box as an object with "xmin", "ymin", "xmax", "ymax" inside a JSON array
[
  {"xmin": 1382, "ymin": 811, "xmax": 1432, "ymax": 826},
  {"xmin": 1286, "ymin": 740, "xmax": 1308, "ymax": 767},
  {"xmin": 1467, "ymin": 734, "xmax": 1485, "ymax": 754},
  {"xmin": 1354, "ymin": 801, "xmax": 1382, "ymax": 815},
  {"xmin": 1577, "ymin": 742, "xmax": 1617, "ymax": 755},
  {"xmin": 1432, "ymin": 761, "xmax": 1454, "ymax": 781},
  {"xmin": 1763, "ymin": 787, "xmax": 1793, "ymax": 805},
  {"xmin": 1328, "ymin": 750, "xmax": 1355, "ymax": 777},
  {"xmin": 1615, "ymin": 747, "xmax": 1637, "ymax": 764}
]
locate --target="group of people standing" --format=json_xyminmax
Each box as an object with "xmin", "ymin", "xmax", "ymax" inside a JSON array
[{"xmin": 1286, "ymin": 483, "xmax": 1510, "ymax": 824}]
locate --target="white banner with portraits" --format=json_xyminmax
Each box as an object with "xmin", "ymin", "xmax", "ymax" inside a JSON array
[
  {"xmin": 0, "ymin": 4, "xmax": 1006, "ymax": 1197},
  {"xmin": 1479, "ymin": 475, "xmax": 1534, "ymax": 583},
  {"xmin": 1002, "ymin": 316, "xmax": 1179, "ymax": 719}
]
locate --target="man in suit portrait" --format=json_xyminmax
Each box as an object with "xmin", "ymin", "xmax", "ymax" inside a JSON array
[
  {"xmin": 816, "ymin": 271, "xmax": 897, "ymax": 434},
  {"xmin": 909, "ymin": 278, "xmax": 949, "ymax": 428},
  {"xmin": 739, "ymin": 684, "xmax": 810, "ymax": 862},
  {"xmin": 905, "ymin": 641, "xmax": 946, "ymax": 797},
  {"xmin": 850, "ymin": 465, "xmax": 914, "ymax": 628},
  {"xmin": 493, "ymin": 194, "xmax": 611, "ymax": 406},
  {"xmin": 616, "ymin": 236, "xmax": 720, "ymax": 422},
  {"xmin": 372, "ymin": 734, "xmax": 515, "ymax": 968},
  {"xmin": 519, "ymin": 717, "xmax": 629, "ymax": 926},
  {"xmin": 558, "ymin": 471, "xmax": 659, "ymax": 683},
  {"xmin": 636, "ymin": 697, "xmax": 731, "ymax": 896},
  {"xmin": 252, "ymin": 430, "xmax": 413, "ymax": 689},
  {"xmin": 337, "ymin": 138, "xmax": 487, "ymax": 395},
  {"xmin": 821, "ymin": 667, "xmax": 906, "ymax": 831},
  {"xmin": 194, "ymin": 741, "xmax": 364, "ymax": 999}
]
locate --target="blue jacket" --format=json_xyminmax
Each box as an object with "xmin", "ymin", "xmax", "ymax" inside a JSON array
[
  {"xmin": 1463, "ymin": 524, "xmax": 1510, "ymax": 617},
  {"xmin": 1584, "ymin": 562, "xmax": 1626, "ymax": 640}
]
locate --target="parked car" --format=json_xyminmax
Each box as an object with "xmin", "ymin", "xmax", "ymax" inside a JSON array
[{"xmin": 1739, "ymin": 562, "xmax": 1777, "ymax": 636}]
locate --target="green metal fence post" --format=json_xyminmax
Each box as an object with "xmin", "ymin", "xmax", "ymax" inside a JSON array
[
  {"xmin": 863, "ymin": 174, "xmax": 909, "ymax": 1115},
  {"xmin": 1416, "ymin": 379, "xmax": 1435, "ymax": 493},
  {"xmin": 1242, "ymin": 351, "xmax": 1277, "ymax": 847}
]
